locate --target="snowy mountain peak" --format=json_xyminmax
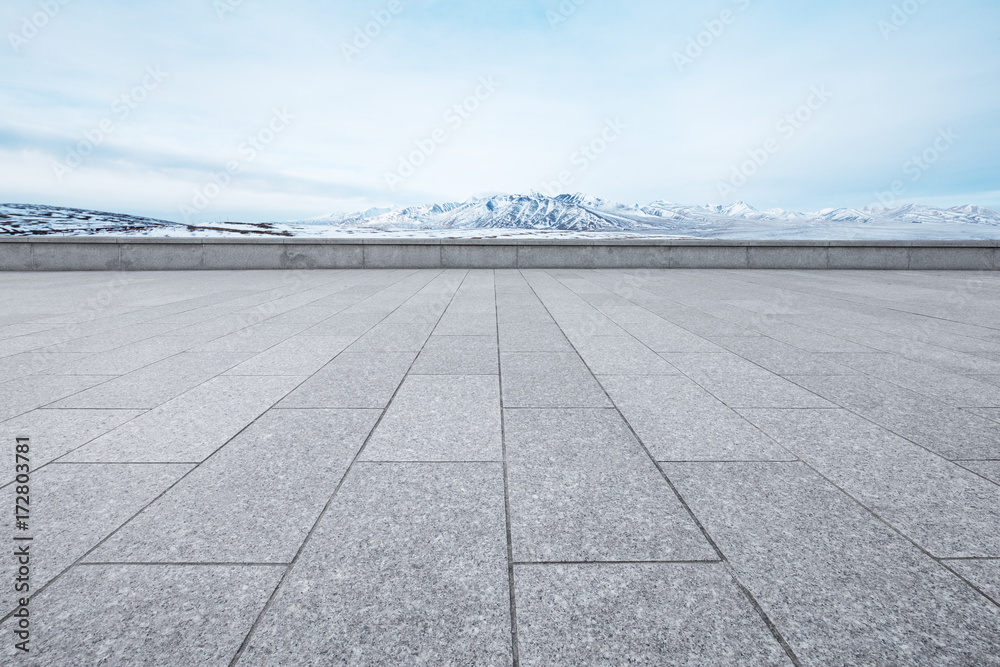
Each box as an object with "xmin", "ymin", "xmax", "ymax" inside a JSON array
[{"xmin": 3, "ymin": 195, "xmax": 1000, "ymax": 239}]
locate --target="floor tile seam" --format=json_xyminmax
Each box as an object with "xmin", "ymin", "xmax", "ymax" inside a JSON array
[
  {"xmin": 129, "ymin": 269, "xmax": 401, "ymax": 356},
  {"xmin": 772, "ymin": 377, "xmax": 1000, "ymax": 468},
  {"xmin": 524, "ymin": 270, "xmax": 803, "ymax": 667},
  {"xmin": 502, "ymin": 406, "xmax": 619, "ymax": 411},
  {"xmin": 25, "ymin": 281, "xmax": 380, "ymax": 404},
  {"xmin": 0, "ymin": 405, "xmax": 162, "ymax": 493},
  {"xmin": 588, "ymin": 271, "xmax": 941, "ymax": 361},
  {"xmin": 536, "ymin": 290, "xmax": 805, "ymax": 450},
  {"xmin": 0, "ymin": 296, "xmax": 416, "ymax": 627},
  {"xmin": 939, "ymin": 560, "xmax": 1000, "ymax": 610},
  {"xmin": 800, "ymin": 358, "xmax": 1000, "ymax": 408},
  {"xmin": 952, "ymin": 461, "xmax": 1000, "ymax": 489},
  {"xmin": 653, "ymin": 459, "xmax": 800, "ymax": 464},
  {"xmin": 0, "ymin": 419, "xmax": 256, "ymax": 626},
  {"xmin": 695, "ymin": 413, "xmax": 1000, "ymax": 611},
  {"xmin": 21, "ymin": 287, "xmax": 314, "ymax": 362},
  {"xmin": 237, "ymin": 269, "xmax": 444, "ymax": 385},
  {"xmin": 77, "ymin": 562, "xmax": 290, "ymax": 567},
  {"xmin": 498, "ymin": 270, "xmax": 522, "ymax": 667},
  {"xmin": 722, "ymin": 272, "xmax": 1000, "ymax": 345},
  {"xmin": 225, "ymin": 268, "xmax": 469, "ymax": 667},
  {"xmin": 46, "ymin": 461, "xmax": 195, "ymax": 466},
  {"xmin": 0, "ymin": 290, "xmax": 248, "ymax": 357},
  {"xmin": 512, "ymin": 559, "xmax": 723, "ymax": 566},
  {"xmin": 357, "ymin": 460, "xmax": 504, "ymax": 465},
  {"xmin": 559, "ymin": 270, "xmax": 853, "ymax": 406}
]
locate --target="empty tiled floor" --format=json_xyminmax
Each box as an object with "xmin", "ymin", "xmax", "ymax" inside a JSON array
[{"xmin": 2, "ymin": 268, "xmax": 1000, "ymax": 666}]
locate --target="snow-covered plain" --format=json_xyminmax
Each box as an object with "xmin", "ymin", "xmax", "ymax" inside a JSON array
[{"xmin": 4, "ymin": 193, "xmax": 1000, "ymax": 240}]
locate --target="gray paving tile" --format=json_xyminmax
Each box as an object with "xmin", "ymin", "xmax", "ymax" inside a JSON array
[
  {"xmin": 585, "ymin": 296, "xmax": 673, "ymax": 324},
  {"xmin": 240, "ymin": 463, "xmax": 512, "ymax": 666},
  {"xmin": 967, "ymin": 407, "xmax": 1000, "ymax": 425},
  {"xmin": 498, "ymin": 322, "xmax": 573, "ymax": 352},
  {"xmin": 515, "ymin": 563, "xmax": 790, "ymax": 666},
  {"xmin": 88, "ymin": 409, "xmax": 378, "ymax": 564},
  {"xmin": 945, "ymin": 560, "xmax": 1000, "ymax": 606},
  {"xmin": 411, "ymin": 335, "xmax": 499, "ymax": 375},
  {"xmin": 573, "ymin": 336, "xmax": 679, "ymax": 375},
  {"xmin": 302, "ymin": 312, "xmax": 384, "ymax": 336},
  {"xmin": 51, "ymin": 336, "xmax": 202, "ymax": 375},
  {"xmin": 666, "ymin": 462, "xmax": 1000, "ymax": 666},
  {"xmin": 961, "ymin": 461, "xmax": 1000, "ymax": 484},
  {"xmin": 0, "ymin": 351, "xmax": 90, "ymax": 381},
  {"xmin": 278, "ymin": 352, "xmax": 415, "ymax": 408},
  {"xmin": 66, "ymin": 376, "xmax": 303, "ymax": 463},
  {"xmin": 363, "ymin": 376, "xmax": 501, "ymax": 462},
  {"xmin": 382, "ymin": 303, "xmax": 447, "ymax": 325},
  {"xmin": 619, "ymin": 318, "xmax": 724, "ymax": 353},
  {"xmin": 826, "ymin": 352, "xmax": 1000, "ymax": 407},
  {"xmin": 161, "ymin": 314, "xmax": 254, "ymax": 338},
  {"xmin": 550, "ymin": 312, "xmax": 628, "ymax": 338},
  {"xmin": 345, "ymin": 322, "xmax": 436, "ymax": 352},
  {"xmin": 505, "ymin": 409, "xmax": 715, "ymax": 563},
  {"xmin": 0, "ymin": 409, "xmax": 143, "ymax": 476},
  {"xmin": 0, "ymin": 375, "xmax": 112, "ymax": 421},
  {"xmin": 665, "ymin": 353, "xmax": 833, "ymax": 408},
  {"xmin": 715, "ymin": 336, "xmax": 856, "ymax": 375},
  {"xmin": 973, "ymin": 375, "xmax": 1000, "ymax": 388},
  {"xmin": 52, "ymin": 352, "xmax": 250, "ymax": 409},
  {"xmin": 0, "ymin": 333, "xmax": 72, "ymax": 357},
  {"xmin": 601, "ymin": 376, "xmax": 792, "ymax": 462},
  {"xmin": 501, "ymin": 352, "xmax": 611, "ymax": 408},
  {"xmin": 435, "ymin": 310, "xmax": 499, "ymax": 336},
  {"xmin": 742, "ymin": 409, "xmax": 1000, "ymax": 558},
  {"xmin": 644, "ymin": 303, "xmax": 761, "ymax": 338},
  {"xmin": 792, "ymin": 374, "xmax": 1000, "ymax": 460},
  {"xmin": 848, "ymin": 331, "xmax": 1000, "ymax": 374},
  {"xmin": 223, "ymin": 336, "xmax": 355, "ymax": 376},
  {"xmin": 191, "ymin": 322, "xmax": 309, "ymax": 353},
  {"xmin": 750, "ymin": 321, "xmax": 873, "ymax": 353},
  {"xmin": 264, "ymin": 303, "xmax": 349, "ymax": 325},
  {"xmin": 495, "ymin": 271, "xmax": 532, "ymax": 293},
  {"xmin": 0, "ymin": 565, "xmax": 282, "ymax": 666},
  {"xmin": 0, "ymin": 463, "xmax": 191, "ymax": 615}
]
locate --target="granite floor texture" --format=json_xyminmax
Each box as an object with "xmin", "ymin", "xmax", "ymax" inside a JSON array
[{"xmin": 2, "ymin": 268, "xmax": 1000, "ymax": 666}]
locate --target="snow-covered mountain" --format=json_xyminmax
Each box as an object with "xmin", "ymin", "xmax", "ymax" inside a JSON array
[
  {"xmin": 0, "ymin": 203, "xmax": 295, "ymax": 237},
  {"xmin": 306, "ymin": 194, "xmax": 1000, "ymax": 232},
  {"xmin": 4, "ymin": 194, "xmax": 1000, "ymax": 239}
]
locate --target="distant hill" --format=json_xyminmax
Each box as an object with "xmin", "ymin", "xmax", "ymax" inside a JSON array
[{"xmin": 4, "ymin": 195, "xmax": 1000, "ymax": 240}]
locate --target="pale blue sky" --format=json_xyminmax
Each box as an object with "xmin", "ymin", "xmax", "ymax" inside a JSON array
[{"xmin": 1, "ymin": 0, "xmax": 997, "ymax": 222}]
